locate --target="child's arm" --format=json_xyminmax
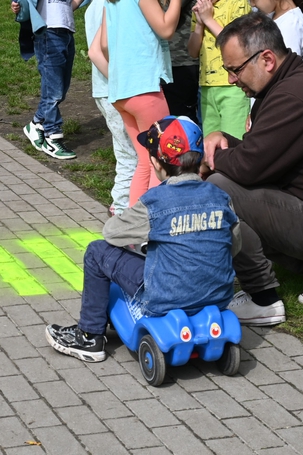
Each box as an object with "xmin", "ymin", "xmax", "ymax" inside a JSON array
[
  {"xmin": 139, "ymin": 0, "xmax": 182, "ymax": 40},
  {"xmin": 193, "ymin": 0, "xmax": 223, "ymax": 37},
  {"xmin": 72, "ymin": 0, "xmax": 85, "ymax": 11},
  {"xmin": 187, "ymin": 15, "xmax": 204, "ymax": 58},
  {"xmin": 11, "ymin": 1, "xmax": 20, "ymax": 14},
  {"xmin": 88, "ymin": 21, "xmax": 108, "ymax": 78},
  {"xmin": 100, "ymin": 7, "xmax": 108, "ymax": 62},
  {"xmin": 103, "ymin": 201, "xmax": 150, "ymax": 247}
]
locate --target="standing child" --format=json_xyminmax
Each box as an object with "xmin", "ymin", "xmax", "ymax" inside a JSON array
[
  {"xmin": 250, "ymin": 0, "xmax": 303, "ymax": 56},
  {"xmin": 88, "ymin": 0, "xmax": 182, "ymax": 206},
  {"xmin": 84, "ymin": 0, "xmax": 137, "ymax": 215},
  {"xmin": 162, "ymin": 0, "xmax": 200, "ymax": 124},
  {"xmin": 11, "ymin": 0, "xmax": 85, "ymax": 160},
  {"xmin": 45, "ymin": 115, "xmax": 241, "ymax": 362},
  {"xmin": 188, "ymin": 0, "xmax": 251, "ymax": 139},
  {"xmin": 245, "ymin": 0, "xmax": 303, "ymax": 132}
]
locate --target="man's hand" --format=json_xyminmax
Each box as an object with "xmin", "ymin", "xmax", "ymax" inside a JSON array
[{"xmin": 203, "ymin": 131, "xmax": 228, "ymax": 171}]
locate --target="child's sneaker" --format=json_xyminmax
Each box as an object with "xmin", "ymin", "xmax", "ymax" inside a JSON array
[
  {"xmin": 108, "ymin": 204, "xmax": 115, "ymax": 217},
  {"xmin": 298, "ymin": 293, "xmax": 303, "ymax": 304},
  {"xmin": 45, "ymin": 324, "xmax": 107, "ymax": 362},
  {"xmin": 42, "ymin": 133, "xmax": 77, "ymax": 160},
  {"xmin": 23, "ymin": 121, "xmax": 45, "ymax": 151}
]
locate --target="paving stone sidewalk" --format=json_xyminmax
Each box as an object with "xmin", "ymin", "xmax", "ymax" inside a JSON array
[{"xmin": 0, "ymin": 136, "xmax": 303, "ymax": 455}]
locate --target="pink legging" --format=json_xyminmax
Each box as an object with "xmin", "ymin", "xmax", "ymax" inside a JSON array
[{"xmin": 113, "ymin": 89, "xmax": 169, "ymax": 206}]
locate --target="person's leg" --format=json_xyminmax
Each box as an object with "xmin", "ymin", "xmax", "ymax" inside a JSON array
[
  {"xmin": 95, "ymin": 98, "xmax": 138, "ymax": 214},
  {"xmin": 201, "ymin": 86, "xmax": 221, "ymax": 136},
  {"xmin": 162, "ymin": 65, "xmax": 200, "ymax": 124},
  {"xmin": 40, "ymin": 29, "xmax": 75, "ymax": 136},
  {"xmin": 196, "ymin": 87, "xmax": 203, "ymax": 131},
  {"xmin": 79, "ymin": 240, "xmax": 145, "ymax": 334},
  {"xmin": 22, "ymin": 32, "xmax": 47, "ymax": 151},
  {"xmin": 45, "ymin": 241, "xmax": 145, "ymax": 361},
  {"xmin": 39, "ymin": 29, "xmax": 76, "ymax": 160},
  {"xmin": 218, "ymin": 86, "xmax": 250, "ymax": 140},
  {"xmin": 206, "ymin": 173, "xmax": 303, "ymax": 324},
  {"xmin": 114, "ymin": 90, "xmax": 169, "ymax": 206},
  {"xmin": 61, "ymin": 32, "xmax": 75, "ymax": 105},
  {"xmin": 209, "ymin": 173, "xmax": 303, "ymax": 282}
]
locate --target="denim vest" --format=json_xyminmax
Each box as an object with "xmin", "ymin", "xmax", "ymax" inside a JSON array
[{"xmin": 139, "ymin": 179, "xmax": 238, "ymax": 316}]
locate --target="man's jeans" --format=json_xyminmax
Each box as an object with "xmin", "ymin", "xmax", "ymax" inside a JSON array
[
  {"xmin": 78, "ymin": 240, "xmax": 144, "ymax": 335},
  {"xmin": 208, "ymin": 173, "xmax": 303, "ymax": 293},
  {"xmin": 33, "ymin": 28, "xmax": 75, "ymax": 136}
]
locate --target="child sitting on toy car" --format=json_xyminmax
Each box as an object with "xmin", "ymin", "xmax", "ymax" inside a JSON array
[{"xmin": 45, "ymin": 115, "xmax": 241, "ymax": 362}]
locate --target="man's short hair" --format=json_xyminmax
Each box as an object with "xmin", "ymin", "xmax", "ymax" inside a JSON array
[{"xmin": 216, "ymin": 11, "xmax": 288, "ymax": 58}]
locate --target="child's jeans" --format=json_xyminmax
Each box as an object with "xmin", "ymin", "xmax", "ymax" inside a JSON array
[
  {"xmin": 78, "ymin": 240, "xmax": 145, "ymax": 335},
  {"xmin": 33, "ymin": 28, "xmax": 75, "ymax": 136}
]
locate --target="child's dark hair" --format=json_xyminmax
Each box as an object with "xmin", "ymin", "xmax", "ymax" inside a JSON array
[{"xmin": 157, "ymin": 151, "xmax": 202, "ymax": 177}]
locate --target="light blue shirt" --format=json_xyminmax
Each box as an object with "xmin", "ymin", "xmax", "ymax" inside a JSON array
[{"xmin": 105, "ymin": 0, "xmax": 172, "ymax": 103}]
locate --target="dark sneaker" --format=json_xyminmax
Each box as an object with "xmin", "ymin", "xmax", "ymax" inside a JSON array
[
  {"xmin": 23, "ymin": 121, "xmax": 45, "ymax": 151},
  {"xmin": 45, "ymin": 324, "xmax": 107, "ymax": 362},
  {"xmin": 42, "ymin": 133, "xmax": 77, "ymax": 160}
]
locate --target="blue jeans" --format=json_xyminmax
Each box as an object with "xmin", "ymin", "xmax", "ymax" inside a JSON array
[
  {"xmin": 78, "ymin": 240, "xmax": 145, "ymax": 335},
  {"xmin": 33, "ymin": 28, "xmax": 75, "ymax": 136}
]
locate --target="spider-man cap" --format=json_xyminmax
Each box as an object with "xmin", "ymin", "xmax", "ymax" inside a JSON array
[{"xmin": 137, "ymin": 115, "xmax": 204, "ymax": 166}]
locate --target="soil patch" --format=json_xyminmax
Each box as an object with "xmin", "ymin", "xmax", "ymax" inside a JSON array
[{"xmin": 0, "ymin": 79, "xmax": 113, "ymax": 190}]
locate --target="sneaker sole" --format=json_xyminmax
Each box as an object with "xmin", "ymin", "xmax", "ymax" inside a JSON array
[
  {"xmin": 238, "ymin": 314, "xmax": 286, "ymax": 326},
  {"xmin": 42, "ymin": 146, "xmax": 77, "ymax": 160},
  {"xmin": 45, "ymin": 327, "xmax": 106, "ymax": 362},
  {"xmin": 23, "ymin": 126, "xmax": 43, "ymax": 151}
]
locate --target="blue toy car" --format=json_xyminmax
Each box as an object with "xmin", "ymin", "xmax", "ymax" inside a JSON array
[{"xmin": 108, "ymin": 282, "xmax": 242, "ymax": 386}]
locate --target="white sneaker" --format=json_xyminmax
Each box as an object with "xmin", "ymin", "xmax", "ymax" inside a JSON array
[
  {"xmin": 227, "ymin": 290, "xmax": 286, "ymax": 326},
  {"xmin": 23, "ymin": 121, "xmax": 44, "ymax": 151},
  {"xmin": 298, "ymin": 294, "xmax": 303, "ymax": 304}
]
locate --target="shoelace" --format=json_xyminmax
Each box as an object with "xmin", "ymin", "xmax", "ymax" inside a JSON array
[{"xmin": 230, "ymin": 292, "xmax": 251, "ymax": 307}]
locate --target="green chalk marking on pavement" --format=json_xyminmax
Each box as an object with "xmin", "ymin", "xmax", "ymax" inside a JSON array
[
  {"xmin": 0, "ymin": 229, "xmax": 104, "ymax": 296},
  {"xmin": 20, "ymin": 238, "xmax": 84, "ymax": 291},
  {"xmin": 67, "ymin": 231, "xmax": 103, "ymax": 248},
  {"xmin": 0, "ymin": 246, "xmax": 47, "ymax": 295}
]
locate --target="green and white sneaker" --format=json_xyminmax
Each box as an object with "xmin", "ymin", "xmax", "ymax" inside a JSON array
[
  {"xmin": 23, "ymin": 121, "xmax": 45, "ymax": 151},
  {"xmin": 42, "ymin": 133, "xmax": 76, "ymax": 160}
]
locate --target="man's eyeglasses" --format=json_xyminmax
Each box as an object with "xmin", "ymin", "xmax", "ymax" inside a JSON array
[{"xmin": 222, "ymin": 50, "xmax": 264, "ymax": 77}]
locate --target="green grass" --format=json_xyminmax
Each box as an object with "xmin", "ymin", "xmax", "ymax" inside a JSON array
[
  {"xmin": 274, "ymin": 266, "xmax": 303, "ymax": 340},
  {"xmin": 64, "ymin": 148, "xmax": 116, "ymax": 207},
  {"xmin": 0, "ymin": 3, "xmax": 302, "ymax": 341},
  {"xmin": 0, "ymin": 4, "xmax": 91, "ymax": 100},
  {"xmin": 0, "ymin": 2, "xmax": 115, "ymax": 204}
]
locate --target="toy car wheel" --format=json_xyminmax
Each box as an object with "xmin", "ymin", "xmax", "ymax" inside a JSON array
[
  {"xmin": 216, "ymin": 342, "xmax": 240, "ymax": 376},
  {"xmin": 138, "ymin": 335, "xmax": 166, "ymax": 386}
]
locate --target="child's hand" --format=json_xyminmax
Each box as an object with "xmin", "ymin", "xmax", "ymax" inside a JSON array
[
  {"xmin": 11, "ymin": 1, "xmax": 20, "ymax": 14},
  {"xmin": 192, "ymin": 0, "xmax": 214, "ymax": 26}
]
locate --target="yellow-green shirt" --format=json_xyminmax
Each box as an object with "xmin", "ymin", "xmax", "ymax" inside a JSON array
[{"xmin": 191, "ymin": 0, "xmax": 251, "ymax": 86}]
